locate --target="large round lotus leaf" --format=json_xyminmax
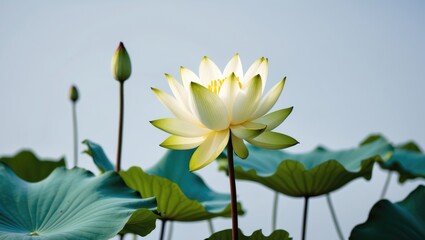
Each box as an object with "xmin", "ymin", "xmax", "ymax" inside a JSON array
[
  {"xmin": 219, "ymin": 138, "xmax": 392, "ymax": 197},
  {"xmin": 207, "ymin": 229, "xmax": 291, "ymax": 240},
  {"xmin": 381, "ymin": 141, "xmax": 425, "ymax": 183},
  {"xmin": 82, "ymin": 140, "xmax": 158, "ymax": 236},
  {"xmin": 0, "ymin": 150, "xmax": 65, "ymax": 182},
  {"xmin": 0, "ymin": 163, "xmax": 156, "ymax": 240},
  {"xmin": 120, "ymin": 149, "xmax": 243, "ymax": 221},
  {"xmin": 361, "ymin": 135, "xmax": 425, "ymax": 183},
  {"xmin": 383, "ymin": 149, "xmax": 425, "ymax": 183},
  {"xmin": 350, "ymin": 185, "xmax": 425, "ymax": 240}
]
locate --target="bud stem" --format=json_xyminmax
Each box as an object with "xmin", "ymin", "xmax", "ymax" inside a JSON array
[
  {"xmin": 116, "ymin": 81, "xmax": 125, "ymax": 172},
  {"xmin": 72, "ymin": 102, "xmax": 79, "ymax": 167}
]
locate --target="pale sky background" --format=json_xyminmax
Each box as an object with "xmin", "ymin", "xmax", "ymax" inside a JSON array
[{"xmin": 1, "ymin": 1, "xmax": 425, "ymax": 239}]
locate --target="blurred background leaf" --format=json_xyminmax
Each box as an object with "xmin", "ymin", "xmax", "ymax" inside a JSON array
[{"xmin": 0, "ymin": 150, "xmax": 65, "ymax": 182}]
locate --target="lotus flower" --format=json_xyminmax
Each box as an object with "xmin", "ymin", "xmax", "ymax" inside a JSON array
[{"xmin": 151, "ymin": 55, "xmax": 297, "ymax": 171}]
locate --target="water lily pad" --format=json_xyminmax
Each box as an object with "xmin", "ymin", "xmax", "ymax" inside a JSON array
[
  {"xmin": 207, "ymin": 229, "xmax": 291, "ymax": 240},
  {"xmin": 0, "ymin": 150, "xmax": 65, "ymax": 182},
  {"xmin": 219, "ymin": 138, "xmax": 392, "ymax": 197},
  {"xmin": 0, "ymin": 163, "xmax": 156, "ymax": 240},
  {"xmin": 120, "ymin": 149, "xmax": 243, "ymax": 221},
  {"xmin": 350, "ymin": 185, "xmax": 425, "ymax": 240}
]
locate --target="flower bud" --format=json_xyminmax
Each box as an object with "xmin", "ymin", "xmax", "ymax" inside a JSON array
[
  {"xmin": 111, "ymin": 42, "xmax": 131, "ymax": 82},
  {"xmin": 69, "ymin": 85, "xmax": 79, "ymax": 102}
]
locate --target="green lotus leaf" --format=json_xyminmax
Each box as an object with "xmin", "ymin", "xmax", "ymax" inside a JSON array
[
  {"xmin": 396, "ymin": 141, "xmax": 422, "ymax": 153},
  {"xmin": 381, "ymin": 140, "xmax": 425, "ymax": 183},
  {"xmin": 219, "ymin": 138, "xmax": 393, "ymax": 197},
  {"xmin": 120, "ymin": 149, "xmax": 243, "ymax": 221},
  {"xmin": 119, "ymin": 208, "xmax": 158, "ymax": 237},
  {"xmin": 350, "ymin": 185, "xmax": 425, "ymax": 240},
  {"xmin": 0, "ymin": 163, "xmax": 156, "ymax": 240},
  {"xmin": 362, "ymin": 134, "xmax": 425, "ymax": 183},
  {"xmin": 207, "ymin": 229, "xmax": 291, "ymax": 240},
  {"xmin": 82, "ymin": 140, "xmax": 158, "ymax": 236},
  {"xmin": 382, "ymin": 148, "xmax": 425, "ymax": 183},
  {"xmin": 0, "ymin": 150, "xmax": 65, "ymax": 182},
  {"xmin": 83, "ymin": 140, "xmax": 115, "ymax": 172},
  {"xmin": 360, "ymin": 135, "xmax": 421, "ymax": 153}
]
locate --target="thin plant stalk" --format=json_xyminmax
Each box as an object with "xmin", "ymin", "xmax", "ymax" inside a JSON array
[
  {"xmin": 133, "ymin": 233, "xmax": 138, "ymax": 240},
  {"xmin": 71, "ymin": 101, "xmax": 78, "ymax": 167},
  {"xmin": 167, "ymin": 221, "xmax": 173, "ymax": 240},
  {"xmin": 159, "ymin": 220, "xmax": 167, "ymax": 240},
  {"xmin": 227, "ymin": 137, "xmax": 239, "ymax": 240},
  {"xmin": 380, "ymin": 172, "xmax": 392, "ymax": 199},
  {"xmin": 207, "ymin": 219, "xmax": 215, "ymax": 234},
  {"xmin": 326, "ymin": 194, "xmax": 344, "ymax": 240},
  {"xmin": 116, "ymin": 82, "xmax": 125, "ymax": 172},
  {"xmin": 301, "ymin": 196, "xmax": 310, "ymax": 240},
  {"xmin": 272, "ymin": 192, "xmax": 279, "ymax": 231}
]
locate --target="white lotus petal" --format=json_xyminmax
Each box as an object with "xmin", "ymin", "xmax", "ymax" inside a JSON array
[
  {"xmin": 244, "ymin": 57, "xmax": 268, "ymax": 90},
  {"xmin": 231, "ymin": 75, "xmax": 262, "ymax": 124},
  {"xmin": 247, "ymin": 131, "xmax": 299, "ymax": 150},
  {"xmin": 219, "ymin": 73, "xmax": 240, "ymax": 117},
  {"xmin": 165, "ymin": 73, "xmax": 190, "ymax": 110},
  {"xmin": 199, "ymin": 56, "xmax": 222, "ymax": 84},
  {"xmin": 180, "ymin": 67, "xmax": 201, "ymax": 89},
  {"xmin": 151, "ymin": 88, "xmax": 197, "ymax": 123},
  {"xmin": 160, "ymin": 135, "xmax": 205, "ymax": 150},
  {"xmin": 223, "ymin": 54, "xmax": 243, "ymax": 79},
  {"xmin": 189, "ymin": 130, "xmax": 229, "ymax": 171},
  {"xmin": 257, "ymin": 58, "xmax": 268, "ymax": 91},
  {"xmin": 252, "ymin": 107, "xmax": 293, "ymax": 131},
  {"xmin": 189, "ymin": 82, "xmax": 230, "ymax": 131},
  {"xmin": 231, "ymin": 122, "xmax": 266, "ymax": 139},
  {"xmin": 251, "ymin": 78, "xmax": 285, "ymax": 120},
  {"xmin": 231, "ymin": 134, "xmax": 248, "ymax": 159},
  {"xmin": 150, "ymin": 118, "xmax": 210, "ymax": 137}
]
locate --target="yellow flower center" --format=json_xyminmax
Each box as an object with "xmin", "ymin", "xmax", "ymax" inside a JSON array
[
  {"xmin": 207, "ymin": 79, "xmax": 225, "ymax": 94},
  {"xmin": 207, "ymin": 77, "xmax": 243, "ymax": 94}
]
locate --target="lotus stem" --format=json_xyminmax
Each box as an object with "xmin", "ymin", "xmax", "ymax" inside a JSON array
[
  {"xmin": 227, "ymin": 137, "xmax": 239, "ymax": 240},
  {"xmin": 159, "ymin": 220, "xmax": 167, "ymax": 240},
  {"xmin": 301, "ymin": 196, "xmax": 309, "ymax": 240},
  {"xmin": 116, "ymin": 82, "xmax": 125, "ymax": 172},
  {"xmin": 207, "ymin": 219, "xmax": 215, "ymax": 234},
  {"xmin": 272, "ymin": 192, "xmax": 279, "ymax": 231},
  {"xmin": 167, "ymin": 221, "xmax": 173, "ymax": 240},
  {"xmin": 71, "ymin": 101, "xmax": 78, "ymax": 167},
  {"xmin": 380, "ymin": 172, "xmax": 392, "ymax": 199},
  {"xmin": 119, "ymin": 234, "xmax": 125, "ymax": 240},
  {"xmin": 133, "ymin": 233, "xmax": 138, "ymax": 240},
  {"xmin": 326, "ymin": 194, "xmax": 344, "ymax": 240}
]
